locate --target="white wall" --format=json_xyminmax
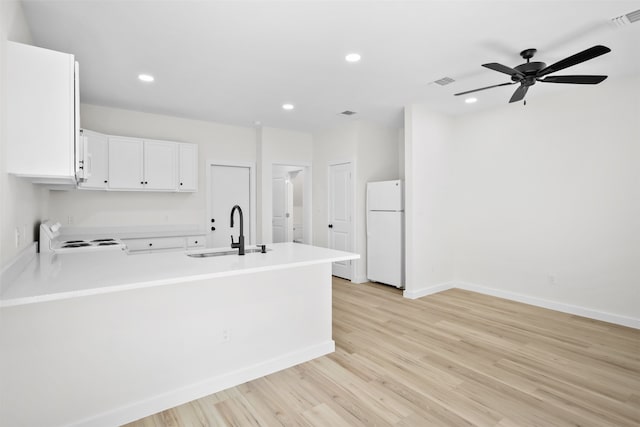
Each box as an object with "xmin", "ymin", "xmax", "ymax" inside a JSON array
[
  {"xmin": 258, "ymin": 126, "xmax": 313, "ymax": 243},
  {"xmin": 312, "ymin": 120, "xmax": 399, "ymax": 283},
  {"xmin": 0, "ymin": 1, "xmax": 48, "ymax": 267},
  {"xmin": 398, "ymin": 127, "xmax": 405, "ymax": 180},
  {"xmin": 292, "ymin": 169, "xmax": 304, "ymax": 207},
  {"xmin": 451, "ymin": 75, "xmax": 640, "ymax": 320},
  {"xmin": 403, "ymin": 105, "xmax": 455, "ymax": 298},
  {"xmin": 354, "ymin": 121, "xmax": 400, "ymax": 282},
  {"xmin": 48, "ymin": 104, "xmax": 256, "ymax": 229},
  {"xmin": 312, "ymin": 122, "xmax": 358, "ymax": 249}
]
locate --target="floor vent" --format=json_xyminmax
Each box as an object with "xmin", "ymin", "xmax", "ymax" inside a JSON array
[
  {"xmin": 339, "ymin": 110, "xmax": 357, "ymax": 116},
  {"xmin": 433, "ymin": 77, "xmax": 455, "ymax": 86},
  {"xmin": 611, "ymin": 9, "xmax": 640, "ymax": 27}
]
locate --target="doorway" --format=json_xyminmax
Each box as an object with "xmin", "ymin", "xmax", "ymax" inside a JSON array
[
  {"xmin": 207, "ymin": 161, "xmax": 256, "ymax": 248},
  {"xmin": 271, "ymin": 164, "xmax": 311, "ymax": 244},
  {"xmin": 328, "ymin": 161, "xmax": 353, "ymax": 280}
]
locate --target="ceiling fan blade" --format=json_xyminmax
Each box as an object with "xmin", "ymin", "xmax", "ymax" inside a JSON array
[
  {"xmin": 454, "ymin": 81, "xmax": 516, "ymax": 96},
  {"xmin": 539, "ymin": 75, "xmax": 608, "ymax": 84},
  {"xmin": 509, "ymin": 85, "xmax": 528, "ymax": 103},
  {"xmin": 482, "ymin": 63, "xmax": 525, "ymax": 78},
  {"xmin": 537, "ymin": 45, "xmax": 611, "ymax": 77}
]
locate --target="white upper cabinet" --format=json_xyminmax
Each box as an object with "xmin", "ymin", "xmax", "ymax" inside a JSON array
[
  {"xmin": 108, "ymin": 136, "xmax": 144, "ymax": 190},
  {"xmin": 178, "ymin": 143, "xmax": 198, "ymax": 192},
  {"xmin": 144, "ymin": 140, "xmax": 178, "ymax": 191},
  {"xmin": 81, "ymin": 129, "xmax": 196, "ymax": 192},
  {"xmin": 78, "ymin": 129, "xmax": 109, "ymax": 190},
  {"xmin": 6, "ymin": 42, "xmax": 79, "ymax": 185}
]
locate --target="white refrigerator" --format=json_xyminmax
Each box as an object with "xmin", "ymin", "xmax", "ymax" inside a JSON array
[{"xmin": 366, "ymin": 180, "xmax": 404, "ymax": 288}]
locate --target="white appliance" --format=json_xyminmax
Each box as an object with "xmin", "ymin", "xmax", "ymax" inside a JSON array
[
  {"xmin": 366, "ymin": 180, "xmax": 404, "ymax": 288},
  {"xmin": 39, "ymin": 221, "xmax": 126, "ymax": 253}
]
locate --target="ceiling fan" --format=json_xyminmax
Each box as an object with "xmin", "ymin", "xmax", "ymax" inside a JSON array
[{"xmin": 454, "ymin": 45, "xmax": 611, "ymax": 103}]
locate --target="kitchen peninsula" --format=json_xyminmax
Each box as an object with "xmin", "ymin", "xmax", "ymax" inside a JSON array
[{"xmin": 0, "ymin": 243, "xmax": 358, "ymax": 427}]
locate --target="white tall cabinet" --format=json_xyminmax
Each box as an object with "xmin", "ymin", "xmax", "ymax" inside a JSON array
[{"xmin": 6, "ymin": 41, "xmax": 79, "ymax": 185}]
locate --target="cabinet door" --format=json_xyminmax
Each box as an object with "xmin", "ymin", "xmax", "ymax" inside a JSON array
[
  {"xmin": 108, "ymin": 136, "xmax": 144, "ymax": 190},
  {"xmin": 6, "ymin": 42, "xmax": 77, "ymax": 183},
  {"xmin": 78, "ymin": 129, "xmax": 109, "ymax": 190},
  {"xmin": 178, "ymin": 143, "xmax": 198, "ymax": 192},
  {"xmin": 144, "ymin": 140, "xmax": 178, "ymax": 191}
]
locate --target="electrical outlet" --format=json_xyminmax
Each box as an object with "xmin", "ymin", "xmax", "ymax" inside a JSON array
[
  {"xmin": 67, "ymin": 215, "xmax": 74, "ymax": 225},
  {"xmin": 14, "ymin": 227, "xmax": 21, "ymax": 248},
  {"xmin": 547, "ymin": 274, "xmax": 557, "ymax": 286},
  {"xmin": 222, "ymin": 329, "xmax": 231, "ymax": 343}
]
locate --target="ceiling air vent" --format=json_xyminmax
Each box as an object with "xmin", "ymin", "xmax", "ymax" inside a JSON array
[
  {"xmin": 433, "ymin": 77, "xmax": 455, "ymax": 86},
  {"xmin": 627, "ymin": 9, "xmax": 640, "ymax": 23},
  {"xmin": 611, "ymin": 9, "xmax": 640, "ymax": 27},
  {"xmin": 339, "ymin": 110, "xmax": 357, "ymax": 116}
]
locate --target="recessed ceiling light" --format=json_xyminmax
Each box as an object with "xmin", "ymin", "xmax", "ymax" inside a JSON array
[
  {"xmin": 345, "ymin": 53, "xmax": 361, "ymax": 63},
  {"xmin": 282, "ymin": 103, "xmax": 295, "ymax": 111},
  {"xmin": 138, "ymin": 74, "xmax": 154, "ymax": 82},
  {"xmin": 465, "ymin": 97, "xmax": 478, "ymax": 104}
]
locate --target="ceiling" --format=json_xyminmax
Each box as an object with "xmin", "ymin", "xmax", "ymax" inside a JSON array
[{"xmin": 21, "ymin": 1, "xmax": 640, "ymax": 132}]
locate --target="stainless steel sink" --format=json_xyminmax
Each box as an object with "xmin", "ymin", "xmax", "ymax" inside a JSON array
[{"xmin": 187, "ymin": 247, "xmax": 271, "ymax": 258}]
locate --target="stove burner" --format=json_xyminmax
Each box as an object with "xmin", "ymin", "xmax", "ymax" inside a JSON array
[
  {"xmin": 97, "ymin": 242, "xmax": 119, "ymax": 246},
  {"xmin": 63, "ymin": 243, "xmax": 91, "ymax": 248},
  {"xmin": 64, "ymin": 240, "xmax": 85, "ymax": 244},
  {"xmin": 91, "ymin": 238, "xmax": 116, "ymax": 242}
]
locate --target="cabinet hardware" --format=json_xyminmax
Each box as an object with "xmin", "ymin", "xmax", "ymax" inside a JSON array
[
  {"xmin": 148, "ymin": 243, "xmax": 153, "ymax": 247},
  {"xmin": 328, "ymin": 224, "xmax": 333, "ymax": 228},
  {"xmin": 211, "ymin": 226, "xmax": 216, "ymax": 231}
]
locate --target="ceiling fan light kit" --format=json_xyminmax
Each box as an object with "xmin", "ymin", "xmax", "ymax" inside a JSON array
[{"xmin": 455, "ymin": 45, "xmax": 611, "ymax": 104}]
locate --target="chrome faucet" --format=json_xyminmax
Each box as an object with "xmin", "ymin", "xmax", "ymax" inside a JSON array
[{"xmin": 230, "ymin": 205, "xmax": 245, "ymax": 255}]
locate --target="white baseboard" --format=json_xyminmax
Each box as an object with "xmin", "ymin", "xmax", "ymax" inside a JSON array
[
  {"xmin": 402, "ymin": 280, "xmax": 638, "ymax": 329},
  {"xmin": 352, "ymin": 274, "xmax": 368, "ymax": 284},
  {"xmin": 71, "ymin": 340, "xmax": 335, "ymax": 427},
  {"xmin": 403, "ymin": 282, "xmax": 455, "ymax": 299},
  {"xmin": 452, "ymin": 281, "xmax": 639, "ymax": 329}
]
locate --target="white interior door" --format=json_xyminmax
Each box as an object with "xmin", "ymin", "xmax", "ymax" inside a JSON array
[
  {"xmin": 209, "ymin": 165, "xmax": 251, "ymax": 248},
  {"xmin": 329, "ymin": 162, "xmax": 352, "ymax": 279},
  {"xmin": 272, "ymin": 176, "xmax": 286, "ymax": 243}
]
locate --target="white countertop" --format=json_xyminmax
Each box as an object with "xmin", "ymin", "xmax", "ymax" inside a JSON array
[{"xmin": 0, "ymin": 243, "xmax": 358, "ymax": 308}]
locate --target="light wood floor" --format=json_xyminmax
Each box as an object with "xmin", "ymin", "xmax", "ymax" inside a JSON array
[{"xmin": 125, "ymin": 278, "xmax": 640, "ymax": 426}]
